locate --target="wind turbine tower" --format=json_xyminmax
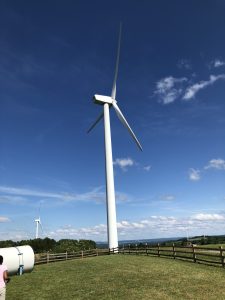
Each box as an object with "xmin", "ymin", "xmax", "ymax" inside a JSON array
[
  {"xmin": 34, "ymin": 205, "xmax": 43, "ymax": 239},
  {"xmin": 35, "ymin": 217, "xmax": 41, "ymax": 239},
  {"xmin": 88, "ymin": 24, "xmax": 142, "ymax": 251}
]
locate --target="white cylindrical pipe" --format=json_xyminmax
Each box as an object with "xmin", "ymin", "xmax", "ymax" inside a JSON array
[
  {"xmin": 0, "ymin": 245, "xmax": 34, "ymax": 275},
  {"xmin": 104, "ymin": 103, "xmax": 118, "ymax": 251}
]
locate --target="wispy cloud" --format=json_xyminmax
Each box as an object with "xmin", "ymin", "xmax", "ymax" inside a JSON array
[
  {"xmin": 0, "ymin": 217, "xmax": 10, "ymax": 223},
  {"xmin": 155, "ymin": 76, "xmax": 187, "ymax": 104},
  {"xmin": 143, "ymin": 165, "xmax": 151, "ymax": 172},
  {"xmin": 48, "ymin": 212, "xmax": 225, "ymax": 240},
  {"xmin": 0, "ymin": 186, "xmax": 61, "ymax": 199},
  {"xmin": 50, "ymin": 224, "xmax": 107, "ymax": 239},
  {"xmin": 189, "ymin": 158, "xmax": 225, "ymax": 182},
  {"xmin": 2, "ymin": 210, "xmax": 225, "ymax": 241},
  {"xmin": 160, "ymin": 194, "xmax": 176, "ymax": 201},
  {"xmin": 204, "ymin": 158, "xmax": 225, "ymax": 170},
  {"xmin": 183, "ymin": 74, "xmax": 225, "ymax": 100},
  {"xmin": 212, "ymin": 59, "xmax": 225, "ymax": 68},
  {"xmin": 188, "ymin": 168, "xmax": 201, "ymax": 181},
  {"xmin": 113, "ymin": 158, "xmax": 152, "ymax": 173},
  {"xmin": 177, "ymin": 59, "xmax": 192, "ymax": 70},
  {"xmin": 192, "ymin": 213, "xmax": 225, "ymax": 221},
  {"xmin": 113, "ymin": 158, "xmax": 135, "ymax": 171},
  {"xmin": 49, "ymin": 216, "xmax": 181, "ymax": 240},
  {"xmin": 0, "ymin": 195, "xmax": 27, "ymax": 205},
  {"xmin": 0, "ymin": 185, "xmax": 130, "ymax": 205},
  {"xmin": 155, "ymin": 72, "xmax": 225, "ymax": 104}
]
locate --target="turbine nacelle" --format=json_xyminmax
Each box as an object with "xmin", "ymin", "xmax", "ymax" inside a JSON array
[
  {"xmin": 93, "ymin": 95, "xmax": 117, "ymax": 105},
  {"xmin": 89, "ymin": 95, "xmax": 143, "ymax": 151}
]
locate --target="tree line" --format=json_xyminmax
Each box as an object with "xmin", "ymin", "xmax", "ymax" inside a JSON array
[
  {"xmin": 119, "ymin": 235, "xmax": 225, "ymax": 249},
  {"xmin": 0, "ymin": 238, "xmax": 96, "ymax": 253},
  {"xmin": 158, "ymin": 235, "xmax": 225, "ymax": 247}
]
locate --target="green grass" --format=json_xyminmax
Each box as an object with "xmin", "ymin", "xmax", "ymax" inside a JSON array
[
  {"xmin": 200, "ymin": 243, "xmax": 225, "ymax": 248},
  {"xmin": 7, "ymin": 255, "xmax": 225, "ymax": 300}
]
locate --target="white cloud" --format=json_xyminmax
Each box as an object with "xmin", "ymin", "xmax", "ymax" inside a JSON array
[
  {"xmin": 213, "ymin": 59, "xmax": 225, "ymax": 68},
  {"xmin": 0, "ymin": 217, "xmax": 10, "ymax": 223},
  {"xmin": 183, "ymin": 74, "xmax": 225, "ymax": 100},
  {"xmin": 0, "ymin": 186, "xmax": 62, "ymax": 199},
  {"xmin": 49, "ymin": 224, "xmax": 107, "ymax": 240},
  {"xmin": 155, "ymin": 76, "xmax": 187, "ymax": 104},
  {"xmin": 0, "ymin": 185, "xmax": 130, "ymax": 205},
  {"xmin": 204, "ymin": 158, "xmax": 225, "ymax": 170},
  {"xmin": 2, "ymin": 212, "xmax": 225, "ymax": 241},
  {"xmin": 113, "ymin": 158, "xmax": 134, "ymax": 171},
  {"xmin": 116, "ymin": 213, "xmax": 225, "ymax": 238},
  {"xmin": 160, "ymin": 194, "xmax": 175, "ymax": 201},
  {"xmin": 49, "ymin": 216, "xmax": 182, "ymax": 240},
  {"xmin": 188, "ymin": 168, "xmax": 201, "ymax": 181},
  {"xmin": 192, "ymin": 213, "xmax": 225, "ymax": 221},
  {"xmin": 117, "ymin": 221, "xmax": 130, "ymax": 229},
  {"xmin": 131, "ymin": 222, "xmax": 145, "ymax": 229},
  {"xmin": 143, "ymin": 165, "xmax": 151, "ymax": 172},
  {"xmin": 114, "ymin": 158, "xmax": 151, "ymax": 173},
  {"xmin": 188, "ymin": 158, "xmax": 225, "ymax": 182}
]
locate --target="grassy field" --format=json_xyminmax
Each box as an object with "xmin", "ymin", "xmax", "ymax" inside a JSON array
[
  {"xmin": 201, "ymin": 243, "xmax": 225, "ymax": 248},
  {"xmin": 7, "ymin": 255, "xmax": 225, "ymax": 300}
]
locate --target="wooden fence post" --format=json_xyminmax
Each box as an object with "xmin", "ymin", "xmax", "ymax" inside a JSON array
[
  {"xmin": 192, "ymin": 245, "xmax": 196, "ymax": 263},
  {"xmin": 129, "ymin": 244, "xmax": 130, "ymax": 254},
  {"xmin": 145, "ymin": 243, "xmax": 148, "ymax": 256},
  {"xmin": 157, "ymin": 243, "xmax": 160, "ymax": 257},
  {"xmin": 172, "ymin": 243, "xmax": 176, "ymax": 259},
  {"xmin": 136, "ymin": 244, "xmax": 138, "ymax": 255},
  {"xmin": 66, "ymin": 251, "xmax": 68, "ymax": 260},
  {"xmin": 81, "ymin": 250, "xmax": 83, "ymax": 259},
  {"xmin": 220, "ymin": 246, "xmax": 224, "ymax": 267}
]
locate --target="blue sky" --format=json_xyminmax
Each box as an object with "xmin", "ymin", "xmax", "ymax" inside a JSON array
[{"xmin": 0, "ymin": 0, "xmax": 225, "ymax": 241}]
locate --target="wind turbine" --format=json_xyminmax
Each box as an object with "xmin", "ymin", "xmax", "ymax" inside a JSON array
[
  {"xmin": 88, "ymin": 24, "xmax": 142, "ymax": 251},
  {"xmin": 35, "ymin": 205, "xmax": 44, "ymax": 239}
]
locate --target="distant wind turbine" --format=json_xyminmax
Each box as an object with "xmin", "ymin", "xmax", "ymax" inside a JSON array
[
  {"xmin": 88, "ymin": 24, "xmax": 142, "ymax": 251},
  {"xmin": 35, "ymin": 205, "xmax": 44, "ymax": 239}
]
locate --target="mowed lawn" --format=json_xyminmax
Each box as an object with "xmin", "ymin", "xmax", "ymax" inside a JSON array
[{"xmin": 7, "ymin": 255, "xmax": 225, "ymax": 300}]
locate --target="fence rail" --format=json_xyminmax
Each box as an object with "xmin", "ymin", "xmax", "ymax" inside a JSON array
[
  {"xmin": 34, "ymin": 244, "xmax": 225, "ymax": 268},
  {"xmin": 119, "ymin": 244, "xmax": 225, "ymax": 267},
  {"xmin": 35, "ymin": 248, "xmax": 111, "ymax": 265}
]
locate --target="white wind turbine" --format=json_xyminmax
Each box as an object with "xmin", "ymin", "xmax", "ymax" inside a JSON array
[
  {"xmin": 35, "ymin": 206, "xmax": 44, "ymax": 239},
  {"xmin": 88, "ymin": 24, "xmax": 142, "ymax": 251}
]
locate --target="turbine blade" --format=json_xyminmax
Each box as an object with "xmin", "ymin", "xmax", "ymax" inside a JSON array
[
  {"xmin": 112, "ymin": 102, "xmax": 143, "ymax": 151},
  {"xmin": 87, "ymin": 111, "xmax": 104, "ymax": 133},
  {"xmin": 111, "ymin": 22, "xmax": 122, "ymax": 100}
]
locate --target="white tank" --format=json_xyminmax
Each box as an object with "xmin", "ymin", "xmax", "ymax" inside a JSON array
[{"xmin": 0, "ymin": 245, "xmax": 34, "ymax": 275}]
